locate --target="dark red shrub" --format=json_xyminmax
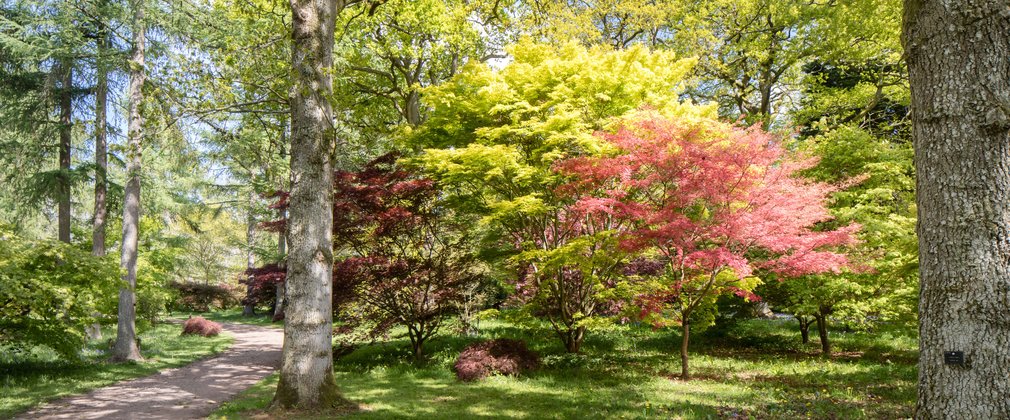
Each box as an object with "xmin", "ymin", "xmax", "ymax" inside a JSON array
[
  {"xmin": 249, "ymin": 153, "xmax": 485, "ymax": 360},
  {"xmin": 454, "ymin": 338, "xmax": 539, "ymax": 382},
  {"xmin": 182, "ymin": 316, "xmax": 222, "ymax": 337}
]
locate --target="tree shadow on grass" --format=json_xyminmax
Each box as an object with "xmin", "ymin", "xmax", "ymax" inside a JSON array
[{"xmin": 332, "ymin": 370, "xmax": 732, "ymax": 419}]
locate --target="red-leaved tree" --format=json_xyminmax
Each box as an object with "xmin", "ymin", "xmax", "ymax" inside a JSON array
[
  {"xmin": 331, "ymin": 153, "xmax": 483, "ymax": 360},
  {"xmin": 247, "ymin": 153, "xmax": 483, "ymax": 359},
  {"xmin": 242, "ymin": 190, "xmax": 289, "ymax": 320},
  {"xmin": 557, "ymin": 114, "xmax": 859, "ymax": 378}
]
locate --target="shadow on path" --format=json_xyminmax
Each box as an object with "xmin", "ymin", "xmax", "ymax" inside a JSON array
[{"xmin": 17, "ymin": 323, "xmax": 283, "ymax": 420}]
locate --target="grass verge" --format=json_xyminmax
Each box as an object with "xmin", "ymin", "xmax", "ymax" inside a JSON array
[
  {"xmin": 1, "ymin": 323, "xmax": 233, "ymax": 418},
  {"xmin": 210, "ymin": 318, "xmax": 916, "ymax": 419}
]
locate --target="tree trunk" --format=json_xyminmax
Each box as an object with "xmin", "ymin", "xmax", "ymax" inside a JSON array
[
  {"xmin": 87, "ymin": 26, "xmax": 110, "ymax": 342},
  {"xmin": 272, "ymin": 0, "xmax": 348, "ymax": 409},
  {"xmin": 680, "ymin": 320, "xmax": 691, "ymax": 379},
  {"xmin": 559, "ymin": 325, "xmax": 585, "ymax": 353},
  {"xmin": 797, "ymin": 316, "xmax": 811, "ymax": 344},
  {"xmin": 814, "ymin": 314, "xmax": 830, "ymax": 356},
  {"xmin": 409, "ymin": 327, "xmax": 425, "ymax": 361},
  {"xmin": 92, "ymin": 26, "xmax": 109, "ymax": 258},
  {"xmin": 404, "ymin": 90, "xmax": 422, "ymax": 126},
  {"xmin": 243, "ymin": 197, "xmax": 256, "ymax": 317},
  {"xmin": 58, "ymin": 61, "xmax": 72, "ymax": 244},
  {"xmin": 904, "ymin": 1, "xmax": 1010, "ymax": 416},
  {"xmin": 112, "ymin": 0, "xmax": 145, "ymax": 363}
]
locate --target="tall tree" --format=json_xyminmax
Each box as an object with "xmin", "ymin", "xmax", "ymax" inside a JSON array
[
  {"xmin": 412, "ymin": 41, "xmax": 705, "ymax": 353},
  {"xmin": 112, "ymin": 0, "xmax": 146, "ymax": 362},
  {"xmin": 88, "ymin": 25, "xmax": 111, "ymax": 340},
  {"xmin": 57, "ymin": 59, "xmax": 72, "ymax": 243},
  {"xmin": 92, "ymin": 12, "xmax": 111, "ymax": 257},
  {"xmin": 904, "ymin": 0, "xmax": 1010, "ymax": 416},
  {"xmin": 272, "ymin": 0, "xmax": 351, "ymax": 409}
]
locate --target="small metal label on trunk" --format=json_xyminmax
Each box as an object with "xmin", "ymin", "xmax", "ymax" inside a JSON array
[{"xmin": 944, "ymin": 351, "xmax": 964, "ymax": 366}]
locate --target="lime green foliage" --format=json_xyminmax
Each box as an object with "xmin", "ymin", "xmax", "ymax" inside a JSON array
[
  {"xmin": 0, "ymin": 323, "xmax": 233, "ymax": 418},
  {"xmin": 635, "ymin": 270, "xmax": 762, "ymax": 334},
  {"xmin": 510, "ymin": 0, "xmax": 683, "ymax": 48},
  {"xmin": 0, "ymin": 229, "xmax": 119, "ymax": 358},
  {"xmin": 338, "ymin": 0, "xmax": 504, "ymax": 130},
  {"xmin": 413, "ymin": 39, "xmax": 707, "ymax": 154},
  {"xmin": 409, "ymin": 41, "xmax": 711, "ymax": 351},
  {"xmin": 670, "ymin": 0, "xmax": 902, "ymax": 127},
  {"xmin": 211, "ymin": 317, "xmax": 915, "ymax": 419}
]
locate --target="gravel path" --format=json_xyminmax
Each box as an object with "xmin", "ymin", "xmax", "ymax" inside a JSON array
[{"xmin": 18, "ymin": 323, "xmax": 283, "ymax": 420}]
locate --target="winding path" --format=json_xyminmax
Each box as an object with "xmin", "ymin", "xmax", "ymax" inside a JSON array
[{"xmin": 18, "ymin": 323, "xmax": 283, "ymax": 420}]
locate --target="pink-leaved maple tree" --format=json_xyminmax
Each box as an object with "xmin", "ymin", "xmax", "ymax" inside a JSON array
[{"xmin": 556, "ymin": 113, "xmax": 859, "ymax": 378}]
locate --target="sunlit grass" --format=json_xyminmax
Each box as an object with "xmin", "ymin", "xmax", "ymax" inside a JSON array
[
  {"xmin": 212, "ymin": 317, "xmax": 916, "ymax": 419},
  {"xmin": 0, "ymin": 323, "xmax": 233, "ymax": 418}
]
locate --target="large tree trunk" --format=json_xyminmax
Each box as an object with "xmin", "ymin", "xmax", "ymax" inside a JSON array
[
  {"xmin": 58, "ymin": 61, "xmax": 72, "ymax": 243},
  {"xmin": 272, "ymin": 0, "xmax": 348, "ymax": 409},
  {"xmin": 87, "ymin": 26, "xmax": 110, "ymax": 342},
  {"xmin": 112, "ymin": 0, "xmax": 145, "ymax": 363},
  {"xmin": 904, "ymin": 2, "xmax": 1010, "ymax": 417}
]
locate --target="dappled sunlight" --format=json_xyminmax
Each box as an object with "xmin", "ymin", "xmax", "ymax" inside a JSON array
[
  {"xmin": 13, "ymin": 324, "xmax": 281, "ymax": 419},
  {"xmin": 201, "ymin": 318, "xmax": 915, "ymax": 419}
]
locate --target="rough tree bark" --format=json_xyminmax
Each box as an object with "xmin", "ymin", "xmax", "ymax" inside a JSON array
[
  {"xmin": 904, "ymin": 1, "xmax": 1010, "ymax": 417},
  {"xmin": 112, "ymin": 0, "xmax": 145, "ymax": 362},
  {"xmin": 271, "ymin": 0, "xmax": 349, "ymax": 409},
  {"xmin": 87, "ymin": 27, "xmax": 110, "ymax": 341},
  {"xmin": 92, "ymin": 27, "xmax": 109, "ymax": 258},
  {"xmin": 57, "ymin": 61, "xmax": 72, "ymax": 244}
]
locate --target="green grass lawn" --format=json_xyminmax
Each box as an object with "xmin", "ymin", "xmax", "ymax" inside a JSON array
[
  {"xmin": 211, "ymin": 317, "xmax": 916, "ymax": 419},
  {"xmin": 0, "ymin": 323, "xmax": 233, "ymax": 418}
]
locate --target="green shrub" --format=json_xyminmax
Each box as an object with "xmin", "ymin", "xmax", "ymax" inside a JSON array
[
  {"xmin": 167, "ymin": 280, "xmax": 242, "ymax": 312},
  {"xmin": 0, "ymin": 230, "xmax": 118, "ymax": 358}
]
